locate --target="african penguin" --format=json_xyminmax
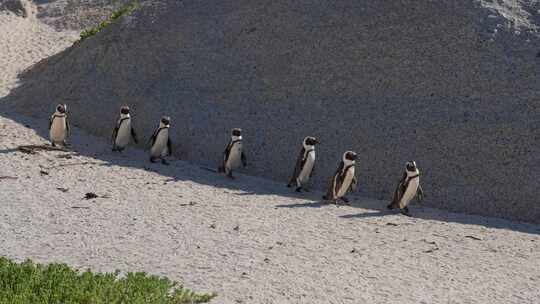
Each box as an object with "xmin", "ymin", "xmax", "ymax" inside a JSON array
[
  {"xmin": 218, "ymin": 128, "xmax": 247, "ymax": 179},
  {"xmin": 387, "ymin": 161, "xmax": 424, "ymax": 216},
  {"xmin": 112, "ymin": 105, "xmax": 138, "ymax": 152},
  {"xmin": 149, "ymin": 116, "xmax": 172, "ymax": 165},
  {"xmin": 323, "ymin": 151, "xmax": 358, "ymax": 204},
  {"xmin": 49, "ymin": 103, "xmax": 70, "ymax": 147},
  {"xmin": 287, "ymin": 136, "xmax": 319, "ymax": 192}
]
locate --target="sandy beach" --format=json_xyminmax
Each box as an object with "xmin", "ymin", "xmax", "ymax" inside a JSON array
[{"xmin": 0, "ymin": 2, "xmax": 77, "ymax": 98}]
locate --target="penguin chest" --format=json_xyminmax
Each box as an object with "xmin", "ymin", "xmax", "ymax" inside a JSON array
[
  {"xmin": 336, "ymin": 166, "xmax": 355, "ymax": 198},
  {"xmin": 50, "ymin": 116, "xmax": 67, "ymax": 143},
  {"xmin": 400, "ymin": 177, "xmax": 419, "ymax": 208},
  {"xmin": 151, "ymin": 129, "xmax": 169, "ymax": 156},
  {"xmin": 226, "ymin": 142, "xmax": 243, "ymax": 169},
  {"xmin": 297, "ymin": 151, "xmax": 315, "ymax": 184},
  {"xmin": 115, "ymin": 120, "xmax": 131, "ymax": 148}
]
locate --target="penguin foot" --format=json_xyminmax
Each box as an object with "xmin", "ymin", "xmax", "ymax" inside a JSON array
[
  {"xmin": 286, "ymin": 183, "xmax": 292, "ymax": 188},
  {"xmin": 226, "ymin": 171, "xmax": 235, "ymax": 179},
  {"xmin": 51, "ymin": 142, "xmax": 56, "ymax": 147},
  {"xmin": 400, "ymin": 207, "xmax": 411, "ymax": 217},
  {"xmin": 295, "ymin": 187, "xmax": 302, "ymax": 193},
  {"xmin": 387, "ymin": 203, "xmax": 395, "ymax": 210},
  {"xmin": 161, "ymin": 159, "xmax": 170, "ymax": 165},
  {"xmin": 150, "ymin": 157, "xmax": 159, "ymax": 163},
  {"xmin": 322, "ymin": 195, "xmax": 328, "ymax": 200},
  {"xmin": 341, "ymin": 197, "xmax": 350, "ymax": 203}
]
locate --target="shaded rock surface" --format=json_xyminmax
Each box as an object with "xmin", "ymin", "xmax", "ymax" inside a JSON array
[
  {"xmin": 0, "ymin": 0, "xmax": 27, "ymax": 17},
  {"xmin": 3, "ymin": 0, "xmax": 540, "ymax": 223}
]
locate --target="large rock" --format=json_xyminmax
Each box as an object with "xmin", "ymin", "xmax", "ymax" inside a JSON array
[
  {"xmin": 4, "ymin": 0, "xmax": 540, "ymax": 223},
  {"xmin": 1, "ymin": 0, "xmax": 27, "ymax": 17}
]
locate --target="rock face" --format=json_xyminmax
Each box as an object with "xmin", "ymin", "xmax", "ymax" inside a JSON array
[
  {"xmin": 1, "ymin": 0, "xmax": 28, "ymax": 17},
  {"xmin": 31, "ymin": 0, "xmax": 133, "ymax": 31},
  {"xmin": 4, "ymin": 0, "xmax": 540, "ymax": 223}
]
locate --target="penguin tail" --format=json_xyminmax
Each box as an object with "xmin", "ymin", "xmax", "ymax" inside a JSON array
[{"xmin": 217, "ymin": 166, "xmax": 224, "ymax": 173}]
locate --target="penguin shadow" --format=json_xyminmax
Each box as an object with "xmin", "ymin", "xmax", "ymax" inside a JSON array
[
  {"xmin": 339, "ymin": 201, "xmax": 540, "ymax": 235},
  {"xmin": 0, "ymin": 148, "xmax": 20, "ymax": 154},
  {"xmin": 275, "ymin": 200, "xmax": 328, "ymax": 209},
  {"xmin": 339, "ymin": 209, "xmax": 395, "ymax": 219}
]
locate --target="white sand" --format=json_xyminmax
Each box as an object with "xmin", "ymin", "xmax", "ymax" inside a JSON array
[
  {"xmin": 0, "ymin": 4, "xmax": 539, "ymax": 303},
  {"xmin": 0, "ymin": 2, "xmax": 78, "ymax": 98},
  {"xmin": 0, "ymin": 112, "xmax": 539, "ymax": 304}
]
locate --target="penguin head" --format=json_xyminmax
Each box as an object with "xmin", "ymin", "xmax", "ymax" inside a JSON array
[
  {"xmin": 120, "ymin": 106, "xmax": 130, "ymax": 115},
  {"xmin": 405, "ymin": 161, "xmax": 418, "ymax": 172},
  {"xmin": 303, "ymin": 136, "xmax": 319, "ymax": 147},
  {"xmin": 56, "ymin": 104, "xmax": 66, "ymax": 114},
  {"xmin": 343, "ymin": 151, "xmax": 357, "ymax": 164},
  {"xmin": 160, "ymin": 116, "xmax": 170, "ymax": 127},
  {"xmin": 231, "ymin": 128, "xmax": 242, "ymax": 140}
]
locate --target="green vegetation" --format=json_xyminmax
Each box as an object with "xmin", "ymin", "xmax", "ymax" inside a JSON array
[
  {"xmin": 80, "ymin": 2, "xmax": 140, "ymax": 41},
  {"xmin": 0, "ymin": 257, "xmax": 216, "ymax": 303}
]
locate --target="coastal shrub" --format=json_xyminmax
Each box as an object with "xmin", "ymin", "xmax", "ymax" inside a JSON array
[
  {"xmin": 79, "ymin": 2, "xmax": 139, "ymax": 41},
  {"xmin": 0, "ymin": 257, "xmax": 216, "ymax": 303}
]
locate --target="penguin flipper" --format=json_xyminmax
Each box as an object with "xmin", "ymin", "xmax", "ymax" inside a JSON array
[
  {"xmin": 131, "ymin": 127, "xmax": 139, "ymax": 144},
  {"xmin": 148, "ymin": 129, "xmax": 158, "ymax": 150},
  {"xmin": 350, "ymin": 175, "xmax": 358, "ymax": 192},
  {"xmin": 48, "ymin": 116, "xmax": 53, "ymax": 131},
  {"xmin": 222, "ymin": 141, "xmax": 233, "ymax": 170},
  {"xmin": 111, "ymin": 126, "xmax": 119, "ymax": 144},
  {"xmin": 65, "ymin": 115, "xmax": 70, "ymax": 137},
  {"xmin": 324, "ymin": 171, "xmax": 339, "ymax": 202},
  {"xmin": 288, "ymin": 147, "xmax": 304, "ymax": 187},
  {"xmin": 416, "ymin": 184, "xmax": 424, "ymax": 202},
  {"xmin": 167, "ymin": 138, "xmax": 172, "ymax": 156},
  {"xmin": 241, "ymin": 152, "xmax": 247, "ymax": 167},
  {"xmin": 390, "ymin": 176, "xmax": 405, "ymax": 209}
]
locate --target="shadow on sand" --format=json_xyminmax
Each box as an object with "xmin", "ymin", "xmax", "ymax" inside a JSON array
[{"xmin": 0, "ymin": 107, "xmax": 539, "ymax": 236}]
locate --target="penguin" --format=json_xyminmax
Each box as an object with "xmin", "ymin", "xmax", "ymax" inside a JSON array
[
  {"xmin": 323, "ymin": 151, "xmax": 358, "ymax": 204},
  {"xmin": 218, "ymin": 128, "xmax": 247, "ymax": 179},
  {"xmin": 387, "ymin": 161, "xmax": 424, "ymax": 216},
  {"xmin": 148, "ymin": 116, "xmax": 172, "ymax": 164},
  {"xmin": 48, "ymin": 103, "xmax": 70, "ymax": 147},
  {"xmin": 111, "ymin": 105, "xmax": 138, "ymax": 152},
  {"xmin": 287, "ymin": 136, "xmax": 319, "ymax": 192}
]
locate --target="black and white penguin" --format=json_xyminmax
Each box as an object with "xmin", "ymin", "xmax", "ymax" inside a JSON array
[
  {"xmin": 323, "ymin": 151, "xmax": 358, "ymax": 204},
  {"xmin": 387, "ymin": 161, "xmax": 424, "ymax": 216},
  {"xmin": 287, "ymin": 136, "xmax": 319, "ymax": 192},
  {"xmin": 218, "ymin": 128, "xmax": 247, "ymax": 178},
  {"xmin": 148, "ymin": 116, "xmax": 172, "ymax": 164},
  {"xmin": 111, "ymin": 105, "xmax": 138, "ymax": 152},
  {"xmin": 48, "ymin": 103, "xmax": 70, "ymax": 147}
]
